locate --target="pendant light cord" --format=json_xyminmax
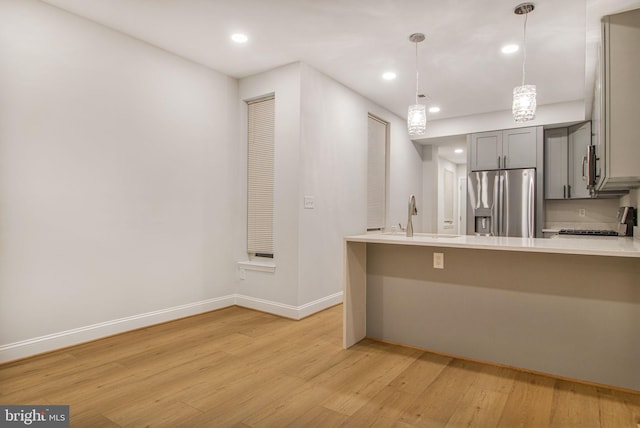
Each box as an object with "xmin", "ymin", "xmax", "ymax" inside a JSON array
[
  {"xmin": 522, "ymin": 11, "xmax": 528, "ymax": 86},
  {"xmin": 415, "ymin": 41, "xmax": 420, "ymax": 104}
]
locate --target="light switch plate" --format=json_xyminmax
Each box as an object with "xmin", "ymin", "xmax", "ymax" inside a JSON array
[
  {"xmin": 433, "ymin": 252, "xmax": 444, "ymax": 269},
  {"xmin": 304, "ymin": 196, "xmax": 315, "ymax": 209}
]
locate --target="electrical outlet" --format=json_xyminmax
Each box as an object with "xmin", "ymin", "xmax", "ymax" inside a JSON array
[
  {"xmin": 433, "ymin": 252, "xmax": 444, "ymax": 269},
  {"xmin": 239, "ymin": 268, "xmax": 246, "ymax": 280},
  {"xmin": 579, "ymin": 208, "xmax": 586, "ymax": 217},
  {"xmin": 304, "ymin": 196, "xmax": 315, "ymax": 209}
]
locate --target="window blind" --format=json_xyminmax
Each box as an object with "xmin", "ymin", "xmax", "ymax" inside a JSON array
[
  {"xmin": 247, "ymin": 96, "xmax": 275, "ymax": 256},
  {"xmin": 367, "ymin": 115, "xmax": 388, "ymax": 230}
]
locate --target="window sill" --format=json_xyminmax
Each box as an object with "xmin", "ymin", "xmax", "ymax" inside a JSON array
[{"xmin": 237, "ymin": 261, "xmax": 276, "ymax": 273}]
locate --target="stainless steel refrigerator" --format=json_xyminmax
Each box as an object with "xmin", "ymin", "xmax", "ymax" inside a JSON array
[{"xmin": 467, "ymin": 168, "xmax": 536, "ymax": 238}]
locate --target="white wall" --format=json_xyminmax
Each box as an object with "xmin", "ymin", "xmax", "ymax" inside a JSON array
[
  {"xmin": 0, "ymin": 2, "xmax": 426, "ymax": 359},
  {"xmin": 0, "ymin": 0, "xmax": 239, "ymax": 355},
  {"xmin": 236, "ymin": 63, "xmax": 424, "ymax": 309},
  {"xmin": 236, "ymin": 63, "xmax": 302, "ymax": 307},
  {"xmin": 456, "ymin": 163, "xmax": 468, "ymax": 235},
  {"xmin": 416, "ymin": 100, "xmax": 586, "ymax": 140},
  {"xmin": 298, "ymin": 65, "xmax": 366, "ymax": 305},
  {"xmin": 298, "ymin": 64, "xmax": 422, "ymax": 305},
  {"xmin": 437, "ymin": 157, "xmax": 458, "ymax": 234},
  {"xmin": 386, "ymin": 125, "xmax": 424, "ymax": 232},
  {"xmin": 421, "ymin": 145, "xmax": 438, "ymax": 233}
]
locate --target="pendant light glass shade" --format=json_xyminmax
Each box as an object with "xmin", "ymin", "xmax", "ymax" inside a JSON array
[
  {"xmin": 408, "ymin": 104, "xmax": 427, "ymax": 135},
  {"xmin": 512, "ymin": 84, "xmax": 536, "ymax": 122},
  {"xmin": 407, "ymin": 33, "xmax": 426, "ymax": 136},
  {"xmin": 512, "ymin": 3, "xmax": 536, "ymax": 122}
]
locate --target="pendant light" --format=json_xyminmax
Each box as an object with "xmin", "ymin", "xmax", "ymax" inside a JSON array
[
  {"xmin": 512, "ymin": 3, "xmax": 536, "ymax": 122},
  {"xmin": 407, "ymin": 33, "xmax": 426, "ymax": 136}
]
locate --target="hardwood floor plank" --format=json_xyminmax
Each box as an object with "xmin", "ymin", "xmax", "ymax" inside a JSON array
[
  {"xmin": 398, "ymin": 359, "xmax": 489, "ymax": 427},
  {"xmin": 0, "ymin": 352, "xmax": 78, "ymax": 383},
  {"xmin": 284, "ymin": 406, "xmax": 349, "ymax": 428},
  {"xmin": 320, "ymin": 342, "xmax": 421, "ymax": 416},
  {"xmin": 442, "ymin": 364, "xmax": 516, "ymax": 427},
  {"xmin": 343, "ymin": 385, "xmax": 419, "ymax": 427},
  {"xmin": 269, "ymin": 336, "xmax": 355, "ymax": 381},
  {"xmin": 241, "ymin": 383, "xmax": 335, "ymax": 427},
  {"xmin": 496, "ymin": 371, "xmax": 555, "ymax": 428},
  {"xmin": 70, "ymin": 411, "xmax": 121, "ymax": 427},
  {"xmin": 103, "ymin": 398, "xmax": 203, "ymax": 427},
  {"xmin": 597, "ymin": 388, "xmax": 640, "ymax": 428},
  {"xmin": 389, "ymin": 352, "xmax": 452, "ymax": 395},
  {"xmin": 445, "ymin": 388, "xmax": 509, "ymax": 427},
  {"xmin": 1, "ymin": 304, "xmax": 638, "ymax": 428},
  {"xmin": 183, "ymin": 366, "xmax": 305, "ymax": 413},
  {"xmin": 549, "ymin": 380, "xmax": 601, "ymax": 427}
]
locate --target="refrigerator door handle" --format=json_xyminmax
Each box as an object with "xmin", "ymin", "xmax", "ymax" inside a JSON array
[
  {"xmin": 497, "ymin": 172, "xmax": 504, "ymax": 236},
  {"xmin": 491, "ymin": 171, "xmax": 502, "ymax": 236},
  {"xmin": 528, "ymin": 173, "xmax": 535, "ymax": 237},
  {"xmin": 502, "ymin": 172, "xmax": 507, "ymax": 236}
]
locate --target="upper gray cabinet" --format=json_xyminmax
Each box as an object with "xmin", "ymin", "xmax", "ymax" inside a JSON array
[
  {"xmin": 594, "ymin": 8, "xmax": 640, "ymax": 191},
  {"xmin": 470, "ymin": 131, "xmax": 501, "ymax": 170},
  {"xmin": 544, "ymin": 128, "xmax": 568, "ymax": 199},
  {"xmin": 544, "ymin": 122, "xmax": 591, "ymax": 200},
  {"xmin": 568, "ymin": 123, "xmax": 591, "ymax": 199},
  {"xmin": 470, "ymin": 126, "xmax": 539, "ymax": 171}
]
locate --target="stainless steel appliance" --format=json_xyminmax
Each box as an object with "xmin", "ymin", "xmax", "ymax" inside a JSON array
[
  {"xmin": 616, "ymin": 206, "xmax": 636, "ymax": 236},
  {"xmin": 558, "ymin": 229, "xmax": 618, "ymax": 236},
  {"xmin": 467, "ymin": 168, "xmax": 536, "ymax": 238}
]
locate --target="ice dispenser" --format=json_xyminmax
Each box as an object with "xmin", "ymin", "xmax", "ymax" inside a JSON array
[{"xmin": 474, "ymin": 208, "xmax": 492, "ymax": 235}]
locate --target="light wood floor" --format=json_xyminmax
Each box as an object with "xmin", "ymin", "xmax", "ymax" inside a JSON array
[{"xmin": 1, "ymin": 305, "xmax": 639, "ymax": 427}]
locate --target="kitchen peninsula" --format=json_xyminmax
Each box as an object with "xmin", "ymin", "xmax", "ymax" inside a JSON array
[{"xmin": 343, "ymin": 233, "xmax": 640, "ymax": 391}]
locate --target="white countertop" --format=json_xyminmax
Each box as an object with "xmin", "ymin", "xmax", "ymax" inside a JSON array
[{"xmin": 345, "ymin": 232, "xmax": 640, "ymax": 258}]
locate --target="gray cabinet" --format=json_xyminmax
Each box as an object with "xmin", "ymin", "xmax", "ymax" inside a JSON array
[
  {"xmin": 544, "ymin": 128, "xmax": 568, "ymax": 199},
  {"xmin": 470, "ymin": 127, "xmax": 539, "ymax": 171},
  {"xmin": 594, "ymin": 9, "xmax": 640, "ymax": 191},
  {"xmin": 470, "ymin": 131, "xmax": 501, "ymax": 170},
  {"xmin": 503, "ymin": 127, "xmax": 539, "ymax": 169},
  {"xmin": 568, "ymin": 123, "xmax": 591, "ymax": 199},
  {"xmin": 544, "ymin": 122, "xmax": 591, "ymax": 199}
]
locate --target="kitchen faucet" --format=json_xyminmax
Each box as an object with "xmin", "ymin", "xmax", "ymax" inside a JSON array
[{"xmin": 407, "ymin": 194, "xmax": 417, "ymax": 237}]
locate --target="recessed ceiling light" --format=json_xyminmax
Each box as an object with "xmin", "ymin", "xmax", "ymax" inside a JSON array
[
  {"xmin": 428, "ymin": 107, "xmax": 440, "ymax": 113},
  {"xmin": 501, "ymin": 44, "xmax": 519, "ymax": 54},
  {"xmin": 454, "ymin": 148, "xmax": 464, "ymax": 154},
  {"xmin": 382, "ymin": 71, "xmax": 397, "ymax": 80},
  {"xmin": 231, "ymin": 33, "xmax": 249, "ymax": 44}
]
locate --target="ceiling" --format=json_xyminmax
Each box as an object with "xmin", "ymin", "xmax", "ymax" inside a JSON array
[{"xmin": 41, "ymin": 0, "xmax": 639, "ymax": 127}]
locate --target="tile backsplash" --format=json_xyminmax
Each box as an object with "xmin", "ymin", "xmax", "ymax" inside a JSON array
[
  {"xmin": 620, "ymin": 188, "xmax": 640, "ymax": 208},
  {"xmin": 545, "ymin": 198, "xmax": 621, "ymax": 230}
]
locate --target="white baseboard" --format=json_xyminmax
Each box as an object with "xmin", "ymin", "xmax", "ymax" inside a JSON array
[
  {"xmin": 296, "ymin": 292, "xmax": 344, "ymax": 319},
  {"xmin": 0, "ymin": 296, "xmax": 235, "ymax": 364},
  {"xmin": 0, "ymin": 292, "xmax": 344, "ymax": 363},
  {"xmin": 234, "ymin": 291, "xmax": 343, "ymax": 320}
]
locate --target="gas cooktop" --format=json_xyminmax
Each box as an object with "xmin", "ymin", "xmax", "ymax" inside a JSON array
[{"xmin": 558, "ymin": 229, "xmax": 619, "ymax": 236}]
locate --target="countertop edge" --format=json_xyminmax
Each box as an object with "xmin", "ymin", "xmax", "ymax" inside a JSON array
[{"xmin": 344, "ymin": 235, "xmax": 640, "ymax": 258}]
